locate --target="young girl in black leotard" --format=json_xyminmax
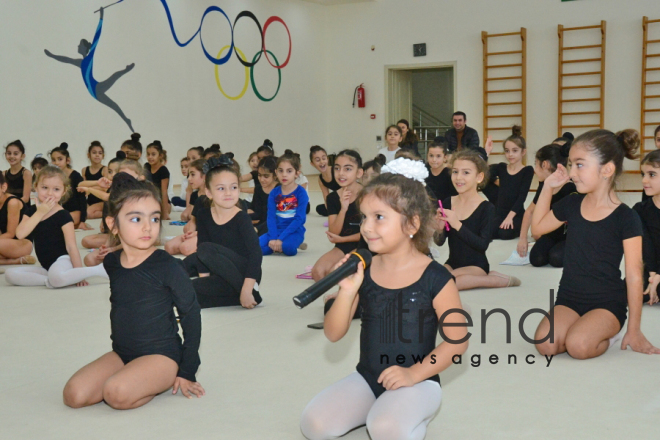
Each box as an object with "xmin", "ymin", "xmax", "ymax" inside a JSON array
[
  {"xmin": 635, "ymin": 149, "xmax": 660, "ymax": 305},
  {"xmin": 310, "ymin": 145, "xmax": 339, "ymax": 216},
  {"xmin": 183, "ymin": 155, "xmax": 263, "ymax": 309},
  {"xmin": 0, "ymin": 172, "xmax": 34, "ymax": 265},
  {"xmin": 81, "ymin": 140, "xmax": 106, "ymax": 219},
  {"xmin": 145, "ymin": 141, "xmax": 171, "ymax": 220},
  {"xmin": 164, "ymin": 159, "xmax": 207, "ymax": 256},
  {"xmin": 311, "ymin": 150, "xmax": 364, "ymax": 282},
  {"xmin": 248, "ymin": 156, "xmax": 278, "ymax": 236},
  {"xmin": 50, "ymin": 143, "xmax": 92, "ymax": 230},
  {"xmin": 63, "ymin": 180, "xmax": 203, "ymax": 410},
  {"xmin": 301, "ymin": 160, "xmax": 468, "ymax": 440},
  {"xmin": 517, "ymin": 143, "xmax": 576, "ymax": 267},
  {"xmin": 433, "ymin": 150, "xmax": 521, "ymax": 290},
  {"xmin": 425, "ymin": 140, "xmax": 457, "ymax": 202},
  {"xmin": 532, "ymin": 129, "xmax": 659, "ymax": 359},
  {"xmin": 3, "ymin": 140, "xmax": 32, "ymax": 205},
  {"xmin": 487, "ymin": 126, "xmax": 534, "ymax": 240},
  {"xmin": 4, "ymin": 166, "xmax": 107, "ymax": 287}
]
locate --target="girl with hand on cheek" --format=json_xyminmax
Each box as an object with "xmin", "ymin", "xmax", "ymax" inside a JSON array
[
  {"xmin": 5, "ymin": 166, "xmax": 107, "ymax": 287},
  {"xmin": 532, "ymin": 129, "xmax": 660, "ymax": 359}
]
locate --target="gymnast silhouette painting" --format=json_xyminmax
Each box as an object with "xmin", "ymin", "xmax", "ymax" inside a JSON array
[{"xmin": 44, "ymin": 5, "xmax": 135, "ymax": 131}]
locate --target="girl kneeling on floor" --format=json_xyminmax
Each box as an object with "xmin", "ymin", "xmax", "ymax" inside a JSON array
[
  {"xmin": 532, "ymin": 129, "xmax": 659, "ymax": 359},
  {"xmin": 63, "ymin": 179, "xmax": 203, "ymax": 409}
]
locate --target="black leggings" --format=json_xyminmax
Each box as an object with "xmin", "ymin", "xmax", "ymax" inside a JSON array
[
  {"xmin": 183, "ymin": 242, "xmax": 262, "ymax": 309},
  {"xmin": 492, "ymin": 214, "xmax": 522, "ymax": 240},
  {"xmin": 530, "ymin": 235, "xmax": 566, "ymax": 267},
  {"xmin": 316, "ymin": 204, "xmax": 328, "ymax": 216}
]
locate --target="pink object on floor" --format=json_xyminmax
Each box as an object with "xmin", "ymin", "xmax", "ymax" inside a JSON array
[
  {"xmin": 323, "ymin": 221, "xmax": 328, "ymax": 227},
  {"xmin": 296, "ymin": 272, "xmax": 313, "ymax": 280}
]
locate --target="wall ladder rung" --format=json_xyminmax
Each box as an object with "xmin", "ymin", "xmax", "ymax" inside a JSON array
[
  {"xmin": 561, "ymin": 124, "xmax": 602, "ymax": 128},
  {"xmin": 486, "ymin": 63, "xmax": 523, "ymax": 69},
  {"xmin": 563, "ymin": 24, "xmax": 602, "ymax": 31},
  {"xmin": 561, "ymin": 71, "xmax": 601, "ymax": 77},
  {"xmin": 486, "ymin": 76, "xmax": 522, "ymax": 81},
  {"xmin": 645, "ymin": 81, "xmax": 660, "ymax": 86},
  {"xmin": 486, "ymin": 114, "xmax": 522, "ymax": 118},
  {"xmin": 561, "ymin": 85, "xmax": 601, "ymax": 90},
  {"xmin": 563, "ymin": 44, "xmax": 602, "ymax": 50},
  {"xmin": 486, "ymin": 101, "xmax": 522, "ymax": 106},
  {"xmin": 563, "ymin": 58, "xmax": 602, "ymax": 64},
  {"xmin": 561, "ymin": 98, "xmax": 601, "ymax": 103},
  {"xmin": 644, "ymin": 108, "xmax": 660, "ymax": 112},
  {"xmin": 648, "ymin": 39, "xmax": 660, "ymax": 44},
  {"xmin": 487, "ymin": 50, "xmax": 522, "ymax": 56},
  {"xmin": 646, "ymin": 67, "xmax": 660, "ymax": 72},
  {"xmin": 643, "ymin": 121, "xmax": 660, "ymax": 125},
  {"xmin": 645, "ymin": 95, "xmax": 660, "ymax": 99},
  {"xmin": 643, "ymin": 136, "xmax": 658, "ymax": 139},
  {"xmin": 486, "ymin": 126, "xmax": 517, "ymax": 130},
  {"xmin": 562, "ymin": 111, "xmax": 601, "ymax": 116},
  {"xmin": 486, "ymin": 89, "xmax": 522, "ymax": 93},
  {"xmin": 647, "ymin": 53, "xmax": 660, "ymax": 58},
  {"xmin": 485, "ymin": 31, "xmax": 522, "ymax": 38}
]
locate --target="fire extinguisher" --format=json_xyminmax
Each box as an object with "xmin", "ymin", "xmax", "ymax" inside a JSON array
[{"xmin": 353, "ymin": 84, "xmax": 365, "ymax": 108}]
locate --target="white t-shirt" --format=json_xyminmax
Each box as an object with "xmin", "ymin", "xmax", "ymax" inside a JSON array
[
  {"xmin": 379, "ymin": 147, "xmax": 400, "ymax": 163},
  {"xmin": 245, "ymin": 179, "xmax": 255, "ymax": 203},
  {"xmin": 179, "ymin": 178, "xmax": 189, "ymax": 200},
  {"xmin": 296, "ymin": 173, "xmax": 309, "ymax": 194}
]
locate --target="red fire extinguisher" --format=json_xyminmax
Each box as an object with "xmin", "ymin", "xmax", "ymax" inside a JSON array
[{"xmin": 353, "ymin": 84, "xmax": 366, "ymax": 108}]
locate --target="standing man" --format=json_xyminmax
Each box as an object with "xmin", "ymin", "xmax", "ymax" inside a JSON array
[{"xmin": 444, "ymin": 111, "xmax": 480, "ymax": 152}]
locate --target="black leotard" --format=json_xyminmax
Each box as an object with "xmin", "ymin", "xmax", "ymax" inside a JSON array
[
  {"xmin": 145, "ymin": 163, "xmax": 170, "ymax": 202},
  {"xmin": 356, "ymin": 260, "xmax": 453, "ymax": 398},
  {"xmin": 62, "ymin": 170, "xmax": 87, "ymax": 221},
  {"xmin": 83, "ymin": 166, "xmax": 106, "ymax": 206},
  {"xmin": 435, "ymin": 197, "xmax": 496, "ymax": 273},
  {"xmin": 633, "ymin": 198, "xmax": 660, "ymax": 277},
  {"xmin": 0, "ymin": 195, "xmax": 25, "ymax": 237},
  {"xmin": 319, "ymin": 172, "xmax": 341, "ymax": 192},
  {"xmin": 532, "ymin": 181, "xmax": 577, "ymax": 241},
  {"xmin": 25, "ymin": 205, "xmax": 73, "ymax": 270},
  {"xmin": 552, "ymin": 194, "xmax": 642, "ymax": 305},
  {"xmin": 490, "ymin": 163, "xmax": 534, "ymax": 219},
  {"xmin": 425, "ymin": 165, "xmax": 457, "ymax": 202},
  {"xmin": 104, "ymin": 249, "xmax": 201, "ymax": 381},
  {"xmin": 4, "ymin": 167, "xmax": 28, "ymax": 200},
  {"xmin": 326, "ymin": 190, "xmax": 366, "ymax": 254}
]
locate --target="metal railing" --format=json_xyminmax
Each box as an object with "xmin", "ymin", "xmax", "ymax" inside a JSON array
[{"xmin": 412, "ymin": 104, "xmax": 451, "ymax": 157}]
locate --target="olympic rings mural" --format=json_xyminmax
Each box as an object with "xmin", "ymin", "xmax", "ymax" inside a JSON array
[{"xmin": 159, "ymin": 1, "xmax": 291, "ymax": 102}]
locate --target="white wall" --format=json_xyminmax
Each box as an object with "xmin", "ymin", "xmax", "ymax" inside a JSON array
[
  {"xmin": 321, "ymin": 0, "xmax": 659, "ymax": 166},
  {"xmin": 0, "ymin": 0, "xmax": 327, "ymax": 177}
]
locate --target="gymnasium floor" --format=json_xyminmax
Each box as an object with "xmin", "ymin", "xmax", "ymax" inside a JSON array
[{"xmin": 1, "ymin": 189, "xmax": 658, "ymax": 440}]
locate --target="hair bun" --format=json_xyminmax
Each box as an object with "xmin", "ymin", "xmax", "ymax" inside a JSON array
[
  {"xmin": 375, "ymin": 154, "xmax": 387, "ymax": 166},
  {"xmin": 209, "ymin": 144, "xmax": 221, "ymax": 152},
  {"xmin": 262, "ymin": 139, "xmax": 273, "ymax": 150},
  {"xmin": 152, "ymin": 140, "xmax": 162, "ymax": 147},
  {"xmin": 562, "ymin": 132, "xmax": 575, "ymax": 141},
  {"xmin": 59, "ymin": 142, "xmax": 69, "ymax": 150},
  {"xmin": 225, "ymin": 152, "xmax": 234, "ymax": 159},
  {"xmin": 616, "ymin": 129, "xmax": 641, "ymax": 160},
  {"xmin": 559, "ymin": 142, "xmax": 571, "ymax": 158},
  {"xmin": 131, "ymin": 133, "xmax": 141, "ymax": 141},
  {"xmin": 511, "ymin": 125, "xmax": 522, "ymax": 137},
  {"xmin": 116, "ymin": 151, "xmax": 126, "ymax": 160}
]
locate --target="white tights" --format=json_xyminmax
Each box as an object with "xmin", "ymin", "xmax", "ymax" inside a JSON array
[
  {"xmin": 300, "ymin": 372, "xmax": 442, "ymax": 440},
  {"xmin": 5, "ymin": 255, "xmax": 108, "ymax": 288}
]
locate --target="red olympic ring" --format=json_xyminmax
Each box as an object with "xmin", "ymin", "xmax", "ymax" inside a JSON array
[{"xmin": 262, "ymin": 16, "xmax": 292, "ymax": 69}]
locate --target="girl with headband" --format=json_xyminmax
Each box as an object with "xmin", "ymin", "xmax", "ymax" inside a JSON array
[{"xmin": 301, "ymin": 158, "xmax": 467, "ymax": 440}]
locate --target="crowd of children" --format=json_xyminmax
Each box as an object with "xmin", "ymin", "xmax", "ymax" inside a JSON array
[{"xmin": 2, "ymin": 122, "xmax": 660, "ymax": 440}]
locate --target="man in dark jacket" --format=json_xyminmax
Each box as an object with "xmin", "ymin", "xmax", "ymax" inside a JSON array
[{"xmin": 444, "ymin": 111, "xmax": 480, "ymax": 152}]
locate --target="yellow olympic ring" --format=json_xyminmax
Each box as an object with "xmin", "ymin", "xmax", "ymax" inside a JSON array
[{"xmin": 215, "ymin": 46, "xmax": 249, "ymax": 100}]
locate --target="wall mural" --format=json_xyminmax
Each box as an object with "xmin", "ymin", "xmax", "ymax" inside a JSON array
[{"xmin": 43, "ymin": 0, "xmax": 292, "ymax": 131}]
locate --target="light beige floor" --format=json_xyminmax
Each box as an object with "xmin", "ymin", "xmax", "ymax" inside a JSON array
[{"xmin": 1, "ymin": 191, "xmax": 658, "ymax": 440}]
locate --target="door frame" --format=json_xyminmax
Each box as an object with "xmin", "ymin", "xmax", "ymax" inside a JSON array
[{"xmin": 384, "ymin": 61, "xmax": 458, "ymax": 129}]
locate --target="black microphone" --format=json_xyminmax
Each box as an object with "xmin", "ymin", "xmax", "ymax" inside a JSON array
[{"xmin": 293, "ymin": 249, "xmax": 372, "ymax": 309}]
